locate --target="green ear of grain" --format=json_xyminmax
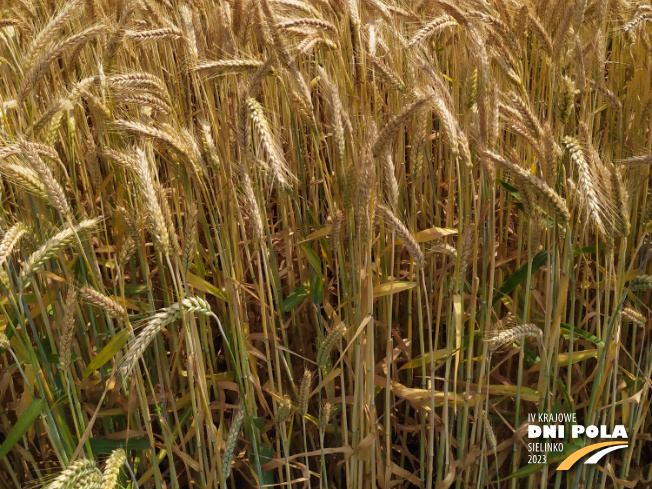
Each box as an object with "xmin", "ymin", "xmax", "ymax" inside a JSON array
[
  {"xmin": 83, "ymin": 329, "xmax": 129, "ymax": 379},
  {"xmin": 0, "ymin": 398, "xmax": 45, "ymax": 459}
]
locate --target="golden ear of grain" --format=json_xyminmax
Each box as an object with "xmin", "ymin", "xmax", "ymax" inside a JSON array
[
  {"xmin": 0, "ymin": 222, "xmax": 29, "ymax": 267},
  {"xmin": 120, "ymin": 297, "xmax": 213, "ymax": 378},
  {"xmin": 621, "ymin": 308, "xmax": 646, "ymax": 326},
  {"xmin": 372, "ymin": 94, "xmax": 435, "ymax": 158},
  {"xmin": 80, "ymin": 286, "xmax": 127, "ymax": 318},
  {"xmin": 376, "ymin": 204, "xmax": 424, "ymax": 268},
  {"xmin": 59, "ymin": 288, "xmax": 78, "ymax": 373},
  {"xmin": 19, "ymin": 218, "xmax": 102, "ymax": 290}
]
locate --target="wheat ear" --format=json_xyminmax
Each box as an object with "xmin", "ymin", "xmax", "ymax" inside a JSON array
[
  {"xmin": 376, "ymin": 204, "xmax": 424, "ymax": 268},
  {"xmin": 629, "ymin": 275, "xmax": 652, "ymax": 291},
  {"xmin": 621, "ymin": 308, "xmax": 646, "ymax": 326},
  {"xmin": 222, "ymin": 405, "xmax": 246, "ymax": 481},
  {"xmin": 372, "ymin": 94, "xmax": 434, "ymax": 157},
  {"xmin": 19, "ymin": 141, "xmax": 70, "ymax": 217},
  {"xmin": 59, "ymin": 288, "xmax": 78, "ymax": 372},
  {"xmin": 119, "ymin": 297, "xmax": 213, "ymax": 377},
  {"xmin": 0, "ymin": 222, "xmax": 28, "ymax": 267},
  {"xmin": 19, "ymin": 218, "xmax": 101, "ymax": 290},
  {"xmin": 316, "ymin": 322, "xmax": 346, "ymax": 369},
  {"xmin": 100, "ymin": 448, "xmax": 126, "ymax": 489},
  {"xmin": 485, "ymin": 324, "xmax": 543, "ymax": 352},
  {"xmin": 43, "ymin": 459, "xmax": 99, "ymax": 489},
  {"xmin": 298, "ymin": 369, "xmax": 313, "ymax": 416},
  {"xmin": 80, "ymin": 287, "xmax": 126, "ymax": 318}
]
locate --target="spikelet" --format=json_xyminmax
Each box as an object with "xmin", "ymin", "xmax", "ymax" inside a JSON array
[
  {"xmin": 246, "ymin": 97, "xmax": 294, "ymax": 189},
  {"xmin": 408, "ymin": 15, "xmax": 457, "ymax": 48},
  {"xmin": 297, "ymin": 35, "xmax": 337, "ymax": 54},
  {"xmin": 112, "ymin": 120, "xmax": 199, "ymax": 164},
  {"xmin": 19, "ymin": 219, "xmax": 101, "ymax": 290},
  {"xmin": 354, "ymin": 149, "xmax": 375, "ymax": 240},
  {"xmin": 80, "ymin": 287, "xmax": 126, "ymax": 318},
  {"xmin": 276, "ymin": 396, "xmax": 293, "ymax": 424},
  {"xmin": 375, "ymin": 204, "xmax": 424, "ymax": 268},
  {"xmin": 621, "ymin": 308, "xmax": 646, "ymax": 326},
  {"xmin": 108, "ymin": 73, "xmax": 167, "ymax": 95},
  {"xmin": 113, "ymin": 92, "xmax": 170, "ymax": 114},
  {"xmin": 369, "ymin": 55, "xmax": 406, "ymax": 93},
  {"xmin": 25, "ymin": 0, "xmax": 83, "ymax": 66},
  {"xmin": 609, "ymin": 164, "xmax": 630, "ymax": 236},
  {"xmin": 483, "ymin": 413, "xmax": 497, "ymax": 454},
  {"xmin": 329, "ymin": 209, "xmax": 345, "ymax": 255},
  {"xmin": 195, "ymin": 59, "xmax": 264, "ymax": 77},
  {"xmin": 18, "ymin": 25, "xmax": 105, "ymax": 102},
  {"xmin": 563, "ymin": 137, "xmax": 606, "ymax": 235},
  {"xmin": 59, "ymin": 289, "xmax": 78, "ymax": 372},
  {"xmin": 317, "ymin": 66, "xmax": 345, "ymax": 166},
  {"xmin": 381, "ymin": 150, "xmax": 399, "ymax": 210},
  {"xmin": 19, "ymin": 142, "xmax": 70, "ymax": 217},
  {"xmin": 557, "ymin": 76, "xmax": 577, "ymax": 123},
  {"xmin": 277, "ymin": 18, "xmax": 336, "ymax": 33},
  {"xmin": 100, "ymin": 448, "xmax": 126, "ymax": 489},
  {"xmin": 0, "ymin": 222, "xmax": 28, "ymax": 266},
  {"xmin": 43, "ymin": 458, "xmax": 99, "ymax": 489},
  {"xmin": 222, "ymin": 405, "xmax": 246, "ymax": 481},
  {"xmin": 182, "ymin": 204, "xmax": 199, "ymax": 274},
  {"xmin": 125, "ymin": 27, "xmax": 184, "ymax": 42},
  {"xmin": 320, "ymin": 401, "xmax": 332, "ymax": 429},
  {"xmin": 0, "ymin": 161, "xmax": 49, "ymax": 200},
  {"xmin": 482, "ymin": 151, "xmax": 570, "ymax": 225},
  {"xmin": 131, "ymin": 148, "xmax": 171, "ymax": 255},
  {"xmin": 270, "ymin": 0, "xmax": 319, "ymax": 16},
  {"xmin": 298, "ymin": 369, "xmax": 312, "ymax": 416},
  {"xmin": 485, "ymin": 324, "xmax": 543, "ymax": 352},
  {"xmin": 466, "ymin": 69, "xmax": 478, "ymax": 109},
  {"xmin": 372, "ymin": 94, "xmax": 435, "ymax": 157},
  {"xmin": 615, "ymin": 154, "xmax": 652, "ymax": 166},
  {"xmin": 0, "ymin": 331, "xmax": 10, "ymax": 350},
  {"xmin": 316, "ymin": 322, "xmax": 346, "ymax": 368},
  {"xmin": 119, "ymin": 297, "xmax": 213, "ymax": 377},
  {"xmin": 454, "ymin": 227, "xmax": 474, "ymax": 293},
  {"xmin": 629, "ymin": 275, "xmax": 652, "ymax": 291}
]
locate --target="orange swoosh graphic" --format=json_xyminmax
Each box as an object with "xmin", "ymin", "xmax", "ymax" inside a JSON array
[{"xmin": 557, "ymin": 442, "xmax": 627, "ymax": 470}]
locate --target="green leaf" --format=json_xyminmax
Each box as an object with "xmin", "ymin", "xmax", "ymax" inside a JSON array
[
  {"xmin": 0, "ymin": 398, "xmax": 45, "ymax": 459},
  {"xmin": 301, "ymin": 243, "xmax": 322, "ymax": 277},
  {"xmin": 251, "ymin": 416, "xmax": 265, "ymax": 431},
  {"xmin": 84, "ymin": 329, "xmax": 129, "ymax": 379},
  {"xmin": 282, "ymin": 284, "xmax": 308, "ymax": 312},
  {"xmin": 187, "ymin": 273, "xmax": 227, "ymax": 300},
  {"xmin": 560, "ymin": 323, "xmax": 604, "ymax": 347},
  {"xmin": 493, "ymin": 251, "xmax": 548, "ymax": 305},
  {"xmin": 497, "ymin": 179, "xmax": 525, "ymax": 211},
  {"xmin": 89, "ymin": 437, "xmax": 150, "ymax": 453},
  {"xmin": 310, "ymin": 275, "xmax": 324, "ymax": 305},
  {"xmin": 258, "ymin": 443, "xmax": 275, "ymax": 486}
]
